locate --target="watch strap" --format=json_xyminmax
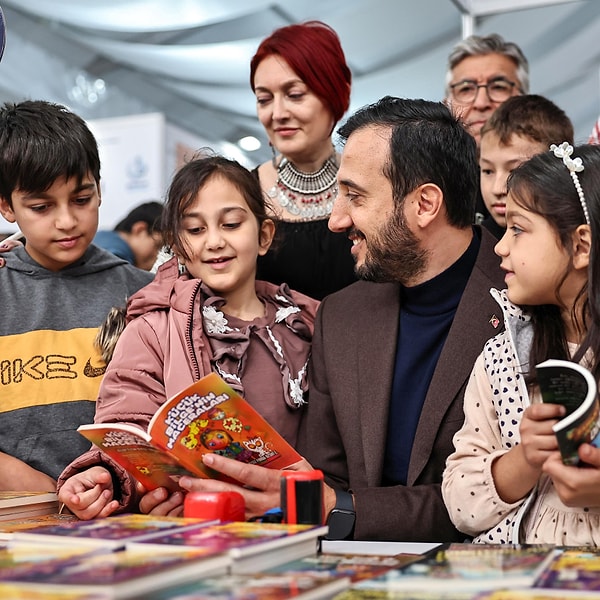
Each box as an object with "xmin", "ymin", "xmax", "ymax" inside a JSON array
[
  {"xmin": 325, "ymin": 489, "xmax": 356, "ymax": 540},
  {"xmin": 333, "ymin": 489, "xmax": 354, "ymax": 512}
]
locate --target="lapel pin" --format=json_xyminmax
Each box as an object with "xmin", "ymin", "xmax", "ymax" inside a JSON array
[{"xmin": 489, "ymin": 315, "xmax": 500, "ymax": 329}]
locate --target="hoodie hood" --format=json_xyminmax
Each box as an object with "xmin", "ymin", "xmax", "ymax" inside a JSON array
[{"xmin": 2, "ymin": 243, "xmax": 131, "ymax": 278}]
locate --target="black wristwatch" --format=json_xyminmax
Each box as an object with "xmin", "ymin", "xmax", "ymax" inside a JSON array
[{"xmin": 325, "ymin": 489, "xmax": 356, "ymax": 540}]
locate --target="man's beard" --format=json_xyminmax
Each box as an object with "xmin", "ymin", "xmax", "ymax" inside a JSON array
[{"xmin": 355, "ymin": 205, "xmax": 428, "ymax": 285}]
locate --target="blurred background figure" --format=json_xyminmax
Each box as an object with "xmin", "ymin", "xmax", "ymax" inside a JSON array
[
  {"xmin": 444, "ymin": 33, "xmax": 528, "ymax": 144},
  {"xmin": 94, "ymin": 200, "xmax": 163, "ymax": 271},
  {"xmin": 444, "ymin": 33, "xmax": 528, "ymax": 224},
  {"xmin": 478, "ymin": 94, "xmax": 573, "ymax": 239},
  {"xmin": 251, "ymin": 20, "xmax": 357, "ymax": 300},
  {"xmin": 589, "ymin": 116, "xmax": 600, "ymax": 144}
]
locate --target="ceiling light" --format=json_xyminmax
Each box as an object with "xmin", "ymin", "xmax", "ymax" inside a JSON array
[{"xmin": 238, "ymin": 135, "xmax": 261, "ymax": 152}]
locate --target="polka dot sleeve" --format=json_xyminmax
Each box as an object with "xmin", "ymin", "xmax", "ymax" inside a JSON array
[{"xmin": 442, "ymin": 350, "xmax": 524, "ymax": 542}]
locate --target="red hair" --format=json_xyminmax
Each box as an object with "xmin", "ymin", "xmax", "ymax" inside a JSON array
[{"xmin": 250, "ymin": 20, "xmax": 352, "ymax": 124}]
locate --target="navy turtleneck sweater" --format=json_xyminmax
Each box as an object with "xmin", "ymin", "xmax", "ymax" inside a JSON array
[{"xmin": 382, "ymin": 227, "xmax": 481, "ymax": 486}]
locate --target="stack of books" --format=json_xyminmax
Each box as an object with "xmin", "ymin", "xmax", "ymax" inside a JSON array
[
  {"xmin": 0, "ymin": 514, "xmax": 329, "ymax": 598},
  {"xmin": 0, "ymin": 491, "xmax": 58, "ymax": 522},
  {"xmin": 333, "ymin": 543, "xmax": 600, "ymax": 600},
  {"xmin": 3, "ymin": 516, "xmax": 600, "ymax": 598}
]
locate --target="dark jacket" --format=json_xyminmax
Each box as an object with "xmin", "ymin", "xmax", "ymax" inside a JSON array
[{"xmin": 298, "ymin": 227, "xmax": 506, "ymax": 541}]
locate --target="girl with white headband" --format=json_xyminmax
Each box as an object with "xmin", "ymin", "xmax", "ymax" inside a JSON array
[{"xmin": 443, "ymin": 142, "xmax": 600, "ymax": 545}]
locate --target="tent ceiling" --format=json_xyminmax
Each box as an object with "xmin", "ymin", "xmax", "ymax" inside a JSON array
[{"xmin": 1, "ymin": 0, "xmax": 599, "ymax": 165}]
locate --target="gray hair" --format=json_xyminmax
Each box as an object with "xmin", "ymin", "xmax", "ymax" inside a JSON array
[{"xmin": 445, "ymin": 33, "xmax": 529, "ymax": 96}]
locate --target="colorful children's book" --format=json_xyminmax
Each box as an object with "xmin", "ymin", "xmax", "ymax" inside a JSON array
[
  {"xmin": 267, "ymin": 552, "xmax": 419, "ymax": 583},
  {"xmin": 0, "ymin": 491, "xmax": 58, "ymax": 521},
  {"xmin": 475, "ymin": 590, "xmax": 600, "ymax": 600},
  {"xmin": 347, "ymin": 543, "xmax": 557, "ymax": 594},
  {"xmin": 11, "ymin": 513, "xmax": 213, "ymax": 550},
  {"xmin": 0, "ymin": 513, "xmax": 79, "ymax": 542},
  {"xmin": 537, "ymin": 359, "xmax": 600, "ymax": 465},
  {"xmin": 77, "ymin": 372, "xmax": 301, "ymax": 491},
  {"xmin": 128, "ymin": 520, "xmax": 328, "ymax": 574},
  {"xmin": 0, "ymin": 541, "xmax": 98, "ymax": 581},
  {"xmin": 532, "ymin": 548, "xmax": 600, "ymax": 593},
  {"xmin": 0, "ymin": 545, "xmax": 231, "ymax": 599},
  {"xmin": 337, "ymin": 590, "xmax": 483, "ymax": 599},
  {"xmin": 143, "ymin": 571, "xmax": 350, "ymax": 600},
  {"xmin": 0, "ymin": 583, "xmax": 110, "ymax": 600}
]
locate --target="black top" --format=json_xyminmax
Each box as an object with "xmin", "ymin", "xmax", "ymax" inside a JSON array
[
  {"xmin": 383, "ymin": 227, "xmax": 481, "ymax": 486},
  {"xmin": 257, "ymin": 218, "xmax": 357, "ymax": 301}
]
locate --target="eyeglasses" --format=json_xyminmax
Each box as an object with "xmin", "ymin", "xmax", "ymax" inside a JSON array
[{"xmin": 449, "ymin": 77, "xmax": 518, "ymax": 104}]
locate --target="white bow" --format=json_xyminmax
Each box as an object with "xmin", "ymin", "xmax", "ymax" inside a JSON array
[{"xmin": 550, "ymin": 141, "xmax": 584, "ymax": 173}]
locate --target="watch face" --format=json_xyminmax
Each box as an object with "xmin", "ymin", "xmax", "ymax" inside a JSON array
[{"xmin": 326, "ymin": 509, "xmax": 355, "ymax": 540}]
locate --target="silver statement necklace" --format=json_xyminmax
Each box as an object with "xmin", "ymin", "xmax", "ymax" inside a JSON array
[{"xmin": 268, "ymin": 153, "xmax": 338, "ymax": 220}]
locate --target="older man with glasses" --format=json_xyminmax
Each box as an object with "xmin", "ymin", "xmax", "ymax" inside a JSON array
[
  {"xmin": 445, "ymin": 33, "xmax": 528, "ymax": 145},
  {"xmin": 444, "ymin": 33, "xmax": 528, "ymax": 223}
]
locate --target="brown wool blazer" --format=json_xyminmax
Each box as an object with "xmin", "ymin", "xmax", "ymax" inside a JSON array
[{"xmin": 298, "ymin": 227, "xmax": 507, "ymax": 542}]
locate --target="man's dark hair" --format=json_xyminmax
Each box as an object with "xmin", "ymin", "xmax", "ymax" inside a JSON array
[
  {"xmin": 0, "ymin": 100, "xmax": 101, "ymax": 208},
  {"xmin": 115, "ymin": 201, "xmax": 164, "ymax": 234},
  {"xmin": 337, "ymin": 96, "xmax": 478, "ymax": 227}
]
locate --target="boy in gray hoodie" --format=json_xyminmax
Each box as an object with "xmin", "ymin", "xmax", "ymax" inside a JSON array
[{"xmin": 0, "ymin": 100, "xmax": 153, "ymax": 492}]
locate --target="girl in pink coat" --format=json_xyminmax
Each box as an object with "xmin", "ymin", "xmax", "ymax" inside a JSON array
[{"xmin": 58, "ymin": 154, "xmax": 319, "ymax": 519}]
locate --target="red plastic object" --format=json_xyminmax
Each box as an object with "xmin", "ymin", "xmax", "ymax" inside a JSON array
[
  {"xmin": 280, "ymin": 470, "xmax": 324, "ymax": 525},
  {"xmin": 183, "ymin": 491, "xmax": 245, "ymax": 521}
]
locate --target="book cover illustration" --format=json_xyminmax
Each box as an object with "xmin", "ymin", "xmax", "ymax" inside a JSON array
[
  {"xmin": 129, "ymin": 521, "xmax": 328, "ymax": 573},
  {"xmin": 0, "ymin": 546, "xmax": 231, "ymax": 598},
  {"xmin": 0, "ymin": 541, "xmax": 98, "ymax": 581},
  {"xmin": 268, "ymin": 552, "xmax": 418, "ymax": 583},
  {"xmin": 77, "ymin": 372, "xmax": 301, "ymax": 490},
  {"xmin": 532, "ymin": 548, "xmax": 600, "ymax": 592},
  {"xmin": 75, "ymin": 424, "xmax": 195, "ymax": 492},
  {"xmin": 13, "ymin": 513, "xmax": 212, "ymax": 549},
  {"xmin": 337, "ymin": 590, "xmax": 482, "ymax": 600},
  {"xmin": 537, "ymin": 359, "xmax": 600, "ymax": 465},
  {"xmin": 144, "ymin": 570, "xmax": 350, "ymax": 600},
  {"xmin": 0, "ymin": 583, "xmax": 110, "ymax": 600},
  {"xmin": 350, "ymin": 543, "xmax": 556, "ymax": 593},
  {"xmin": 0, "ymin": 513, "xmax": 79, "ymax": 537},
  {"xmin": 474, "ymin": 590, "xmax": 600, "ymax": 600}
]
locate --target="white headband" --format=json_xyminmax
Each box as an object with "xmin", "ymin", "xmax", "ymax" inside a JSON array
[{"xmin": 550, "ymin": 142, "xmax": 590, "ymax": 225}]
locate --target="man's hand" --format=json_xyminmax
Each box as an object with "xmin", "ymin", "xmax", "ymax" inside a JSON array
[
  {"xmin": 137, "ymin": 486, "xmax": 184, "ymax": 516},
  {"xmin": 178, "ymin": 454, "xmax": 313, "ymax": 520}
]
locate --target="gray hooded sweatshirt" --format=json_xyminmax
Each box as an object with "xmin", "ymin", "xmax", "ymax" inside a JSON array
[{"xmin": 0, "ymin": 244, "xmax": 153, "ymax": 480}]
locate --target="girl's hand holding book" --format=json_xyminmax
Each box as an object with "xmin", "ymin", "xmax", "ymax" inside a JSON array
[
  {"xmin": 543, "ymin": 444, "xmax": 600, "ymax": 508},
  {"xmin": 519, "ymin": 403, "xmax": 564, "ymax": 470}
]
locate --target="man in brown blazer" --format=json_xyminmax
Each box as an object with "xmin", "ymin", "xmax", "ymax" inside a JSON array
[
  {"xmin": 140, "ymin": 97, "xmax": 506, "ymax": 543},
  {"xmin": 295, "ymin": 97, "xmax": 506, "ymax": 542}
]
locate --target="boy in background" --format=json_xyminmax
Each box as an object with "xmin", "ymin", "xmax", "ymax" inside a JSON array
[
  {"xmin": 94, "ymin": 200, "xmax": 164, "ymax": 270},
  {"xmin": 0, "ymin": 100, "xmax": 153, "ymax": 492},
  {"xmin": 478, "ymin": 94, "xmax": 574, "ymax": 238}
]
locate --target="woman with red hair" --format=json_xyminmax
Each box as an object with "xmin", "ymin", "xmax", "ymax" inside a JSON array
[{"xmin": 251, "ymin": 20, "xmax": 356, "ymax": 300}]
